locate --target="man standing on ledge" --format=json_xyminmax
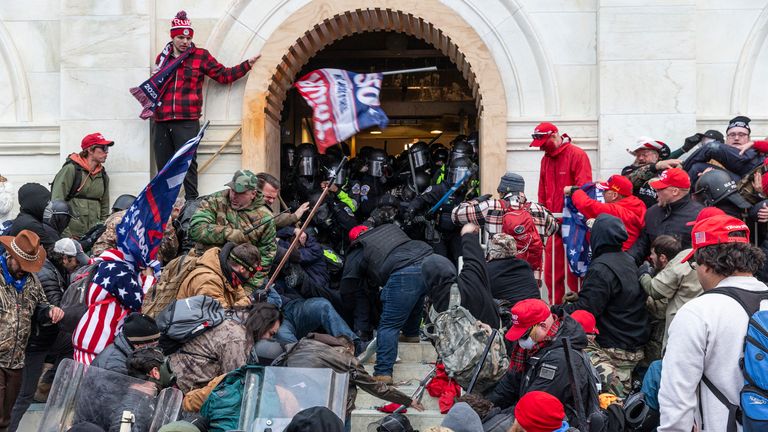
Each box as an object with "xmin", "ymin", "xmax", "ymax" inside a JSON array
[{"xmin": 151, "ymin": 10, "xmax": 259, "ymax": 200}]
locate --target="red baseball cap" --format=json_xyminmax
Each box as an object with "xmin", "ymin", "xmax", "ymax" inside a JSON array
[
  {"xmin": 570, "ymin": 310, "xmax": 599, "ymax": 335},
  {"xmin": 505, "ymin": 299, "xmax": 551, "ymax": 341},
  {"xmin": 514, "ymin": 391, "xmax": 566, "ymax": 432},
  {"xmin": 686, "ymin": 206, "xmax": 726, "ymax": 226},
  {"xmin": 81, "ymin": 133, "xmax": 114, "ymax": 150},
  {"xmin": 529, "ymin": 122, "xmax": 559, "ymax": 148},
  {"xmin": 762, "ymin": 159, "xmax": 768, "ymax": 194},
  {"xmin": 649, "ymin": 168, "xmax": 690, "ymax": 190},
  {"xmin": 680, "ymin": 214, "xmax": 750, "ymax": 263},
  {"xmin": 597, "ymin": 175, "xmax": 633, "ymax": 197},
  {"xmin": 348, "ymin": 225, "xmax": 369, "ymax": 242}
]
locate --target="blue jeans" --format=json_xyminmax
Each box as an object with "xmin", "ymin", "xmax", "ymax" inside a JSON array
[
  {"xmin": 682, "ymin": 142, "xmax": 761, "ymax": 184},
  {"xmin": 374, "ymin": 264, "xmax": 426, "ymax": 376},
  {"xmin": 641, "ymin": 360, "xmax": 662, "ymax": 410},
  {"xmin": 275, "ymin": 297, "xmax": 358, "ymax": 344}
]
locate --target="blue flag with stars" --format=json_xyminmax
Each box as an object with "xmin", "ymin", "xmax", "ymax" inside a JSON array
[
  {"xmin": 561, "ymin": 182, "xmax": 603, "ymax": 277},
  {"xmin": 116, "ymin": 122, "xmax": 209, "ymax": 269}
]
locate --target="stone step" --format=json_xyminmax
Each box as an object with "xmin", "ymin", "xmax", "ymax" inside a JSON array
[
  {"xmin": 350, "ymin": 408, "xmax": 445, "ymax": 431},
  {"xmin": 20, "ymin": 404, "xmax": 43, "ymax": 431},
  {"xmin": 354, "ymin": 385, "xmax": 441, "ymax": 411},
  {"xmin": 363, "ymin": 362, "xmax": 436, "ymax": 383}
]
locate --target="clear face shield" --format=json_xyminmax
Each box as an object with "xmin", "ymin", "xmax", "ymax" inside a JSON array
[
  {"xmin": 409, "ymin": 148, "xmax": 429, "ymax": 170},
  {"xmin": 447, "ymin": 166, "xmax": 471, "ymax": 184},
  {"xmin": 369, "ymin": 160, "xmax": 386, "ymax": 178},
  {"xmin": 298, "ymin": 157, "xmax": 317, "ymax": 177}
]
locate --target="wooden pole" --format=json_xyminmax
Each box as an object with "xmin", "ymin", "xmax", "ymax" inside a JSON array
[{"xmin": 198, "ymin": 126, "xmax": 242, "ymax": 174}]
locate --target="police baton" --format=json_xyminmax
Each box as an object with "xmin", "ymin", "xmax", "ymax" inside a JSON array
[{"xmin": 262, "ymin": 156, "xmax": 348, "ymax": 292}]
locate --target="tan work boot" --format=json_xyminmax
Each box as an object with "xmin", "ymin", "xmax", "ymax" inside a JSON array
[{"xmin": 373, "ymin": 375, "xmax": 393, "ymax": 385}]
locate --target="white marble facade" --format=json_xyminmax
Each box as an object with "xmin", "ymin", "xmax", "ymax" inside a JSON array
[{"xmin": 0, "ymin": 0, "xmax": 767, "ymax": 215}]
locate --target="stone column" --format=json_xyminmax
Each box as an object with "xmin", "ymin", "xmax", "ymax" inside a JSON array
[
  {"xmin": 59, "ymin": 1, "xmax": 152, "ymax": 199},
  {"xmin": 597, "ymin": 1, "xmax": 697, "ymax": 179}
]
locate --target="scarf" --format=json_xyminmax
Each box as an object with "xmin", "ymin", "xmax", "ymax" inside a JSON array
[
  {"xmin": 129, "ymin": 42, "xmax": 195, "ymax": 120},
  {"xmin": 0, "ymin": 254, "xmax": 28, "ymax": 293},
  {"xmin": 509, "ymin": 317, "xmax": 562, "ymax": 373}
]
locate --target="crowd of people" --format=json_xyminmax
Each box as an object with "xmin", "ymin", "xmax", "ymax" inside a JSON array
[{"xmin": 0, "ymin": 9, "xmax": 766, "ymax": 432}]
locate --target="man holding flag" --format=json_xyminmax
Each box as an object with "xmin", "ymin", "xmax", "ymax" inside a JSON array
[{"xmin": 73, "ymin": 124, "xmax": 206, "ymax": 364}]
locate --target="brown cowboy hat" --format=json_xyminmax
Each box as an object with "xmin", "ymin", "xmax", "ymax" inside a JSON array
[{"xmin": 0, "ymin": 230, "xmax": 46, "ymax": 273}]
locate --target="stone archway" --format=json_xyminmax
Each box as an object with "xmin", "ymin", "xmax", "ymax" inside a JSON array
[{"xmin": 241, "ymin": 0, "xmax": 507, "ymax": 193}]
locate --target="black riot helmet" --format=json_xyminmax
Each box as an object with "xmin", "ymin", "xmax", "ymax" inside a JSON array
[
  {"xmin": 281, "ymin": 143, "xmax": 296, "ymax": 169},
  {"xmin": 112, "ymin": 194, "xmax": 137, "ymax": 212},
  {"xmin": 694, "ymin": 169, "xmax": 751, "ymax": 210},
  {"xmin": 450, "ymin": 139, "xmax": 474, "ymax": 161},
  {"xmin": 321, "ymin": 154, "xmax": 349, "ymax": 186},
  {"xmin": 408, "ymin": 142, "xmax": 430, "ymax": 170},
  {"xmin": 407, "ymin": 171, "xmax": 431, "ymax": 196},
  {"xmin": 296, "ymin": 143, "xmax": 318, "ymax": 177},
  {"xmin": 368, "ymin": 149, "xmax": 388, "ymax": 178},
  {"xmin": 372, "ymin": 413, "xmax": 415, "ymax": 432},
  {"xmin": 446, "ymin": 156, "xmax": 473, "ymax": 185},
  {"xmin": 44, "ymin": 200, "xmax": 77, "ymax": 234},
  {"xmin": 431, "ymin": 146, "xmax": 449, "ymax": 167}
]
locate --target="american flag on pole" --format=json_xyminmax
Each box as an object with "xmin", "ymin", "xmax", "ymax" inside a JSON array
[
  {"xmin": 294, "ymin": 69, "xmax": 389, "ymax": 154},
  {"xmin": 116, "ymin": 121, "xmax": 208, "ymax": 269},
  {"xmin": 562, "ymin": 183, "xmax": 603, "ymax": 277}
]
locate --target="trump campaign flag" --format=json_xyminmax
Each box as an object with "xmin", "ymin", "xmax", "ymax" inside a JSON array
[
  {"xmin": 294, "ymin": 68, "xmax": 389, "ymax": 154},
  {"xmin": 561, "ymin": 182, "xmax": 604, "ymax": 277},
  {"xmin": 116, "ymin": 121, "xmax": 209, "ymax": 269}
]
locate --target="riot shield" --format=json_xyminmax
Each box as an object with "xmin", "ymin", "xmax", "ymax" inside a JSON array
[
  {"xmin": 38, "ymin": 358, "xmax": 182, "ymax": 432},
  {"xmin": 238, "ymin": 366, "xmax": 349, "ymax": 432}
]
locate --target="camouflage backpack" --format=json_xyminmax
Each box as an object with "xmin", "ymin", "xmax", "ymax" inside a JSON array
[
  {"xmin": 142, "ymin": 251, "xmax": 199, "ymax": 318},
  {"xmin": 423, "ymin": 284, "xmax": 509, "ymax": 393}
]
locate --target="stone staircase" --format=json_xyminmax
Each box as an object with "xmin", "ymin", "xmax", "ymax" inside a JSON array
[{"xmin": 20, "ymin": 342, "xmax": 445, "ymax": 431}]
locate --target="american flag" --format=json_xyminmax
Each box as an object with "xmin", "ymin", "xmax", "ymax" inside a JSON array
[
  {"xmin": 72, "ymin": 249, "xmax": 154, "ymax": 364},
  {"xmin": 562, "ymin": 183, "xmax": 603, "ymax": 277}
]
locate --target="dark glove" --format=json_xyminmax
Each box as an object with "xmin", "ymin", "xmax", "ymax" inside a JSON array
[
  {"xmin": 638, "ymin": 262, "xmax": 656, "ymax": 278},
  {"xmin": 682, "ymin": 133, "xmax": 704, "ymax": 152},
  {"xmin": 563, "ymin": 291, "xmax": 579, "ymax": 303}
]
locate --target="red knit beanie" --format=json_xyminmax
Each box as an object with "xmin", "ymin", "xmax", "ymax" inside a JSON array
[
  {"xmin": 348, "ymin": 225, "xmax": 369, "ymax": 242},
  {"xmin": 170, "ymin": 10, "xmax": 194, "ymax": 38},
  {"xmin": 514, "ymin": 391, "xmax": 565, "ymax": 432}
]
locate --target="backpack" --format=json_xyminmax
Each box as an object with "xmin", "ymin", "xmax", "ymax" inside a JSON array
[
  {"xmin": 701, "ymin": 287, "xmax": 768, "ymax": 432},
  {"xmin": 499, "ymin": 200, "xmax": 543, "ymax": 270},
  {"xmin": 173, "ymin": 196, "xmax": 205, "ymax": 255},
  {"xmin": 200, "ymin": 365, "xmax": 264, "ymax": 432},
  {"xmin": 52, "ymin": 159, "xmax": 110, "ymax": 201},
  {"xmin": 423, "ymin": 284, "xmax": 509, "ymax": 392},
  {"xmin": 141, "ymin": 251, "xmax": 200, "ymax": 318},
  {"xmin": 155, "ymin": 295, "xmax": 226, "ymax": 355},
  {"xmin": 58, "ymin": 262, "xmax": 100, "ymax": 333}
]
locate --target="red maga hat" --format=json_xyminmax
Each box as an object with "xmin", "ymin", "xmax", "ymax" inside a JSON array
[
  {"xmin": 505, "ymin": 299, "xmax": 551, "ymax": 341},
  {"xmin": 597, "ymin": 175, "xmax": 633, "ymax": 197},
  {"xmin": 81, "ymin": 132, "xmax": 114, "ymax": 150},
  {"xmin": 649, "ymin": 168, "xmax": 690, "ymax": 190},
  {"xmin": 529, "ymin": 122, "xmax": 558, "ymax": 148},
  {"xmin": 681, "ymin": 214, "xmax": 750, "ymax": 263}
]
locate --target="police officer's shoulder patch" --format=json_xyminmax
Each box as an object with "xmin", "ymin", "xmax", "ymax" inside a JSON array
[{"xmin": 539, "ymin": 363, "xmax": 557, "ymax": 380}]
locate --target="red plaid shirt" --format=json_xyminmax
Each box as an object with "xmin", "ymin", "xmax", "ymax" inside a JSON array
[{"xmin": 153, "ymin": 47, "xmax": 251, "ymax": 121}]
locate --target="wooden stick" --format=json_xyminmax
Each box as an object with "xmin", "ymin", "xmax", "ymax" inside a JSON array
[
  {"xmin": 381, "ymin": 66, "xmax": 437, "ymax": 76},
  {"xmin": 198, "ymin": 126, "xmax": 242, "ymax": 174}
]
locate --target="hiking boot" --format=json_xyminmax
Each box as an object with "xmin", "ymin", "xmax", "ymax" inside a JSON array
[
  {"xmin": 399, "ymin": 335, "xmax": 420, "ymax": 343},
  {"xmin": 373, "ymin": 375, "xmax": 393, "ymax": 385}
]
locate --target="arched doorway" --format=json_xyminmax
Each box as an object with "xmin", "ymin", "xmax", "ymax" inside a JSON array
[{"xmin": 241, "ymin": 2, "xmax": 507, "ymax": 193}]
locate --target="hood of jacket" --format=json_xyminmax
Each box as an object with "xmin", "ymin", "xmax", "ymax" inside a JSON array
[
  {"xmin": 422, "ymin": 254, "xmax": 457, "ymax": 309},
  {"xmin": 189, "ymin": 246, "xmax": 237, "ymax": 293},
  {"xmin": 18, "ymin": 183, "xmax": 51, "ymax": 221},
  {"xmin": 67, "ymin": 153, "xmax": 104, "ymax": 175},
  {"xmin": 590, "ymin": 213, "xmax": 628, "ymax": 257}
]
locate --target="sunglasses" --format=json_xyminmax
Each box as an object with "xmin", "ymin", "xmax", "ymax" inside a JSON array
[{"xmin": 531, "ymin": 132, "xmax": 554, "ymax": 140}]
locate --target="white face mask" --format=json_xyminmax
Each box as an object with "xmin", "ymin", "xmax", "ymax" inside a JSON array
[{"xmin": 518, "ymin": 337, "xmax": 536, "ymax": 350}]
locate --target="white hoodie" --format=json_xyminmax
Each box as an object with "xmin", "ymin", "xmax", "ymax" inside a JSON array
[{"xmin": 658, "ymin": 276, "xmax": 768, "ymax": 431}]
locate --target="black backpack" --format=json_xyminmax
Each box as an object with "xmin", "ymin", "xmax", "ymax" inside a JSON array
[
  {"xmin": 58, "ymin": 263, "xmax": 100, "ymax": 333},
  {"xmin": 173, "ymin": 195, "xmax": 206, "ymax": 254}
]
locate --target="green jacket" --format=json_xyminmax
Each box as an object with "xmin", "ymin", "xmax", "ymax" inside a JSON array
[
  {"xmin": 0, "ymin": 271, "xmax": 50, "ymax": 369},
  {"xmin": 188, "ymin": 190, "xmax": 276, "ymax": 291},
  {"xmin": 51, "ymin": 156, "xmax": 110, "ymax": 238}
]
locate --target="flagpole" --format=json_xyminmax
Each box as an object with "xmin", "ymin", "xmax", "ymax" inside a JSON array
[
  {"xmin": 380, "ymin": 66, "xmax": 437, "ymax": 76},
  {"xmin": 263, "ymin": 156, "xmax": 348, "ymax": 292}
]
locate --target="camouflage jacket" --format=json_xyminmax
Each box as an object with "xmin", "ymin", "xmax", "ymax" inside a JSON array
[
  {"xmin": 0, "ymin": 271, "xmax": 50, "ymax": 369},
  {"xmin": 188, "ymin": 190, "xmax": 276, "ymax": 290},
  {"xmin": 168, "ymin": 318, "xmax": 252, "ymax": 393},
  {"xmin": 92, "ymin": 210, "xmax": 179, "ymax": 264}
]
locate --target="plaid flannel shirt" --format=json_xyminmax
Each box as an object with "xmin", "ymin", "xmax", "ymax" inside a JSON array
[{"xmin": 153, "ymin": 47, "xmax": 251, "ymax": 121}]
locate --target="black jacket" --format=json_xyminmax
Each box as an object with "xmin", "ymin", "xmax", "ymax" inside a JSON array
[
  {"xmin": 628, "ymin": 194, "xmax": 703, "ymax": 265},
  {"xmin": 27, "ymin": 259, "xmax": 67, "ymax": 351},
  {"xmin": 486, "ymin": 314, "xmax": 591, "ymax": 421},
  {"xmin": 486, "ymin": 258, "xmax": 539, "ymax": 305},
  {"xmin": 554, "ymin": 214, "xmax": 649, "ymax": 351},
  {"xmin": 423, "ymin": 233, "xmax": 501, "ymax": 328},
  {"xmin": 91, "ymin": 332, "xmax": 133, "ymax": 375},
  {"xmin": 8, "ymin": 183, "xmax": 59, "ymax": 250}
]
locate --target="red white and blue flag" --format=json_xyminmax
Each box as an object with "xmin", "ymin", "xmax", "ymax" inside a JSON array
[
  {"xmin": 294, "ymin": 69, "xmax": 389, "ymax": 154},
  {"xmin": 116, "ymin": 122, "xmax": 208, "ymax": 270}
]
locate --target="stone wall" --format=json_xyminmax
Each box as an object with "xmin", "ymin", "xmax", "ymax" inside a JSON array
[{"xmin": 0, "ymin": 0, "xmax": 766, "ymax": 214}]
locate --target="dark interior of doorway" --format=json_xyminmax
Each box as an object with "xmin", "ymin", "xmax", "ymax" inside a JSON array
[{"xmin": 279, "ymin": 31, "xmax": 478, "ymax": 156}]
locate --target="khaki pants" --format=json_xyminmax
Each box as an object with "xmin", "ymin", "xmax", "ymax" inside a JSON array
[{"xmin": 0, "ymin": 367, "xmax": 22, "ymax": 431}]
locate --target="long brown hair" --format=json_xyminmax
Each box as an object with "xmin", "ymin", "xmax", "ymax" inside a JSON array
[{"xmin": 244, "ymin": 302, "xmax": 282, "ymax": 343}]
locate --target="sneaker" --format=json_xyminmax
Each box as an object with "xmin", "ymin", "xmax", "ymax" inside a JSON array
[{"xmin": 373, "ymin": 375, "xmax": 393, "ymax": 385}]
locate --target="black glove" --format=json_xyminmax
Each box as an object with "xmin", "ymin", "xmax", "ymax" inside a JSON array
[
  {"xmin": 638, "ymin": 262, "xmax": 655, "ymax": 278},
  {"xmin": 682, "ymin": 133, "xmax": 704, "ymax": 152}
]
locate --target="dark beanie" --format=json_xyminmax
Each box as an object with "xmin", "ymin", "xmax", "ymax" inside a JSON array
[
  {"xmin": 497, "ymin": 172, "xmax": 525, "ymax": 194},
  {"xmin": 727, "ymin": 116, "xmax": 751, "ymax": 133},
  {"xmin": 123, "ymin": 313, "xmax": 160, "ymax": 345}
]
